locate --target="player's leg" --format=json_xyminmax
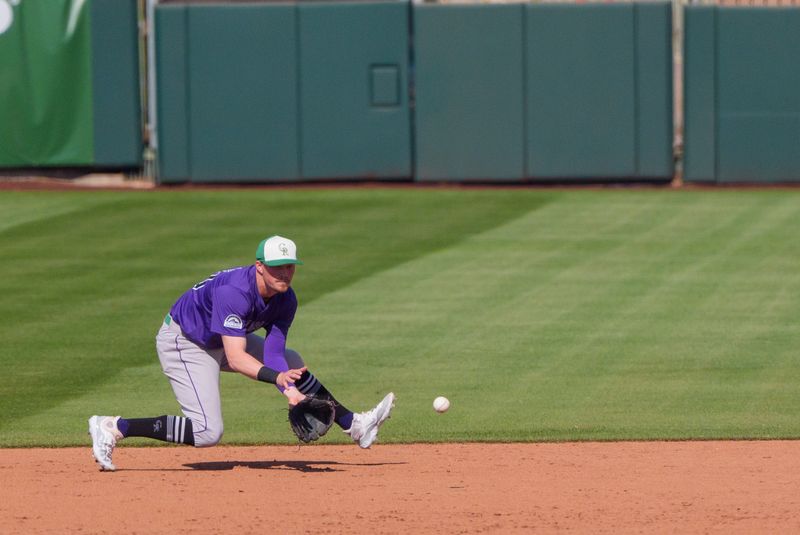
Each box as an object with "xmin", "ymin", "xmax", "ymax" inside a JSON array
[
  {"xmin": 152, "ymin": 321, "xmax": 224, "ymax": 448},
  {"xmin": 88, "ymin": 321, "xmax": 223, "ymax": 471},
  {"xmin": 279, "ymin": 348, "xmax": 395, "ymax": 449}
]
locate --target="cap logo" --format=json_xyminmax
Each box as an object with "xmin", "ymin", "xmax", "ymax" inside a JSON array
[{"xmin": 279, "ymin": 243, "xmax": 289, "ymax": 256}]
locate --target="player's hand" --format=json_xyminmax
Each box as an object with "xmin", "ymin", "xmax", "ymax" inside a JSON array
[
  {"xmin": 276, "ymin": 366, "xmax": 307, "ymax": 390},
  {"xmin": 284, "ymin": 387, "xmax": 307, "ymax": 406}
]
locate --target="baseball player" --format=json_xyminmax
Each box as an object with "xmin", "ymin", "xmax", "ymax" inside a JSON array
[{"xmin": 88, "ymin": 235, "xmax": 395, "ymax": 471}]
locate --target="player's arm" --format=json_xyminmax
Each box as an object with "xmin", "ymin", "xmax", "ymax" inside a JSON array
[
  {"xmin": 222, "ymin": 335, "xmax": 305, "ymax": 387},
  {"xmin": 263, "ymin": 328, "xmax": 307, "ymax": 405},
  {"xmin": 263, "ymin": 296, "xmax": 306, "ymax": 405}
]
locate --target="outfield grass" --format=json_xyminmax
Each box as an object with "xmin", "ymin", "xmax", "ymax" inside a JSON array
[{"xmin": 0, "ymin": 188, "xmax": 798, "ymax": 446}]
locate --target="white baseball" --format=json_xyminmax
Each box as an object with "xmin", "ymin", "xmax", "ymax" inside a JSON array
[{"xmin": 433, "ymin": 396, "xmax": 450, "ymax": 413}]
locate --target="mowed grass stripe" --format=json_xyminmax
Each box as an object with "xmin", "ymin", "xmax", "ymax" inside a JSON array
[
  {"xmin": 515, "ymin": 193, "xmax": 800, "ymax": 439},
  {"xmin": 2, "ymin": 190, "xmax": 799, "ymax": 446},
  {"xmin": 291, "ymin": 191, "xmax": 800, "ymax": 442},
  {"xmin": 505, "ymin": 192, "xmax": 799, "ymax": 439},
  {"xmin": 0, "ymin": 191, "xmax": 123, "ymax": 234},
  {"xmin": 0, "ymin": 189, "xmax": 546, "ymax": 437},
  {"xmin": 288, "ymin": 192, "xmax": 692, "ymax": 440}
]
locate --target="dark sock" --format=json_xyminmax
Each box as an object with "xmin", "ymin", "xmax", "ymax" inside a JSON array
[
  {"xmin": 118, "ymin": 416, "xmax": 195, "ymax": 446},
  {"xmin": 295, "ymin": 371, "xmax": 354, "ymax": 430}
]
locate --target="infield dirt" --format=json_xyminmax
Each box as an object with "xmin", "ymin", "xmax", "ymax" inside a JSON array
[{"xmin": 2, "ymin": 441, "xmax": 799, "ymax": 534}]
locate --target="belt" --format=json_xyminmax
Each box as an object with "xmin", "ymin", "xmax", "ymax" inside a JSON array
[{"xmin": 164, "ymin": 313, "xmax": 172, "ymax": 325}]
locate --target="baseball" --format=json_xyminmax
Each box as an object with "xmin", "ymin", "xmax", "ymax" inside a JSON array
[{"xmin": 433, "ymin": 396, "xmax": 450, "ymax": 413}]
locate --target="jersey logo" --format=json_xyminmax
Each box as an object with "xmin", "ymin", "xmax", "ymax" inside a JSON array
[{"xmin": 223, "ymin": 314, "xmax": 243, "ymax": 329}]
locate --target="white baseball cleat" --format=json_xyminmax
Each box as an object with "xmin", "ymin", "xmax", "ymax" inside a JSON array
[
  {"xmin": 88, "ymin": 415, "xmax": 123, "ymax": 471},
  {"xmin": 345, "ymin": 392, "xmax": 395, "ymax": 449}
]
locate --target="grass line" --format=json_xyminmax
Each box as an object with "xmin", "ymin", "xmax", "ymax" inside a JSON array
[
  {"xmin": 0, "ymin": 189, "xmax": 551, "ymax": 435},
  {"xmin": 2, "ymin": 190, "xmax": 800, "ymax": 445}
]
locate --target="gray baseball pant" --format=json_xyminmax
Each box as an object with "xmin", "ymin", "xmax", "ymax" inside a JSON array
[{"xmin": 155, "ymin": 318, "xmax": 304, "ymax": 447}]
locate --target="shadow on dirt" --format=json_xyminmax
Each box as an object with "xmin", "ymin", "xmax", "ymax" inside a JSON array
[{"xmin": 183, "ymin": 460, "xmax": 407, "ymax": 472}]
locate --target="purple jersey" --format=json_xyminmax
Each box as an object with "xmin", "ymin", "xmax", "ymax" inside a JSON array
[{"xmin": 169, "ymin": 266, "xmax": 297, "ymax": 357}]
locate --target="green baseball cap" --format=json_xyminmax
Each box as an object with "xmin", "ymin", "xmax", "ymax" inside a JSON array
[{"xmin": 256, "ymin": 235, "xmax": 303, "ymax": 266}]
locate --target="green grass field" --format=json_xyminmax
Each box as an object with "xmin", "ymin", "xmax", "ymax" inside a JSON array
[{"xmin": 1, "ymin": 187, "xmax": 798, "ymax": 447}]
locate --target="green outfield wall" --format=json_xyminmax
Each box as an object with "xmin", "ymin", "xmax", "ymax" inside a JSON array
[
  {"xmin": 298, "ymin": 1, "xmax": 411, "ymax": 180},
  {"xmin": 527, "ymin": 4, "xmax": 636, "ymax": 179},
  {"xmin": 156, "ymin": 1, "xmax": 409, "ymax": 183},
  {"xmin": 0, "ymin": 0, "xmax": 141, "ymax": 168},
  {"xmin": 6, "ymin": 2, "xmax": 800, "ymax": 183},
  {"xmin": 414, "ymin": 2, "xmax": 672, "ymax": 182},
  {"xmin": 414, "ymin": 4, "xmax": 526, "ymax": 181},
  {"xmin": 525, "ymin": 3, "xmax": 672, "ymax": 180},
  {"xmin": 90, "ymin": 0, "xmax": 142, "ymax": 167},
  {"xmin": 156, "ymin": 4, "xmax": 300, "ymax": 183},
  {"xmin": 684, "ymin": 6, "xmax": 800, "ymax": 183},
  {"xmin": 153, "ymin": 5, "xmax": 190, "ymax": 183},
  {"xmin": 156, "ymin": 1, "xmax": 672, "ymax": 183},
  {"xmin": 189, "ymin": 4, "xmax": 299, "ymax": 183}
]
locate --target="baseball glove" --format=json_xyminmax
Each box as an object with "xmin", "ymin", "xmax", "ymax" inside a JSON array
[{"xmin": 288, "ymin": 396, "xmax": 335, "ymax": 443}]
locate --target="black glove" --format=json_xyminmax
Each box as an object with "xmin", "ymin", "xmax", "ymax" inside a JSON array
[{"xmin": 288, "ymin": 396, "xmax": 335, "ymax": 443}]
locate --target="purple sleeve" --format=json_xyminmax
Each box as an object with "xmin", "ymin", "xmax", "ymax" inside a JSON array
[
  {"xmin": 263, "ymin": 324, "xmax": 289, "ymax": 368},
  {"xmin": 262, "ymin": 295, "xmax": 298, "ymax": 391},
  {"xmin": 209, "ymin": 286, "xmax": 250, "ymax": 338}
]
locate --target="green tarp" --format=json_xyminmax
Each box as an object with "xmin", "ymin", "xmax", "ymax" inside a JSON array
[{"xmin": 0, "ymin": 0, "xmax": 94, "ymax": 166}]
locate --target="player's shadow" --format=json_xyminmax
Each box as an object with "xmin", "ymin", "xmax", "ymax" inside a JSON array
[{"xmin": 183, "ymin": 460, "xmax": 406, "ymax": 473}]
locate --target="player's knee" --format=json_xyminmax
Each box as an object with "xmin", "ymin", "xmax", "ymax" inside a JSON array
[
  {"xmin": 285, "ymin": 348, "xmax": 305, "ymax": 368},
  {"xmin": 193, "ymin": 425, "xmax": 223, "ymax": 448}
]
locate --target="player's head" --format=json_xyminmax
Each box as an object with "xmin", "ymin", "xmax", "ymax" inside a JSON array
[{"xmin": 255, "ymin": 235, "xmax": 303, "ymax": 296}]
